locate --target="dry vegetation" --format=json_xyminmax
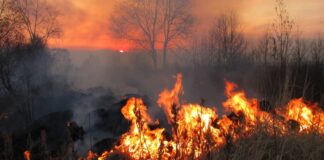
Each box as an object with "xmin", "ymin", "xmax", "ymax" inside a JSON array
[
  {"xmin": 213, "ymin": 132, "xmax": 324, "ymax": 160},
  {"xmin": 0, "ymin": 0, "xmax": 323, "ymax": 160}
]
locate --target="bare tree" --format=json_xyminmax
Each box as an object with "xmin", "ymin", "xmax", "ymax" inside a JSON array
[
  {"xmin": 256, "ymin": 28, "xmax": 272, "ymax": 65},
  {"xmin": 0, "ymin": 0, "xmax": 23, "ymax": 46},
  {"xmin": 310, "ymin": 36, "xmax": 323, "ymax": 65},
  {"xmin": 0, "ymin": 0, "xmax": 61, "ymax": 125},
  {"xmin": 254, "ymin": 0, "xmax": 296, "ymax": 105},
  {"xmin": 14, "ymin": 0, "xmax": 61, "ymax": 46},
  {"xmin": 270, "ymin": 0, "xmax": 294, "ymax": 66},
  {"xmin": 110, "ymin": 0, "xmax": 193, "ymax": 69},
  {"xmin": 161, "ymin": 0, "xmax": 193, "ymax": 68},
  {"xmin": 0, "ymin": 0, "xmax": 24, "ymax": 96},
  {"xmin": 110, "ymin": 0, "xmax": 160, "ymax": 69},
  {"xmin": 208, "ymin": 12, "xmax": 246, "ymax": 66},
  {"xmin": 271, "ymin": 0, "xmax": 295, "ymax": 104},
  {"xmin": 292, "ymin": 28, "xmax": 307, "ymax": 67},
  {"xmin": 256, "ymin": 0, "xmax": 294, "ymax": 66}
]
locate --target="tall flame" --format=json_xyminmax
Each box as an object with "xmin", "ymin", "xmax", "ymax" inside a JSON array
[
  {"xmin": 157, "ymin": 74, "xmax": 183, "ymax": 124},
  {"xmin": 115, "ymin": 97, "xmax": 169, "ymax": 159},
  {"xmin": 78, "ymin": 74, "xmax": 323, "ymax": 160}
]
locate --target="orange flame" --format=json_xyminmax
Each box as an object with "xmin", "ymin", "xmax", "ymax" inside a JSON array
[
  {"xmin": 279, "ymin": 98, "xmax": 324, "ymax": 133},
  {"xmin": 98, "ymin": 150, "xmax": 112, "ymax": 160},
  {"xmin": 24, "ymin": 150, "xmax": 31, "ymax": 160},
  {"xmin": 86, "ymin": 151, "xmax": 97, "ymax": 160},
  {"xmin": 79, "ymin": 74, "xmax": 324, "ymax": 160},
  {"xmin": 157, "ymin": 74, "xmax": 183, "ymax": 124},
  {"xmin": 115, "ymin": 97, "xmax": 169, "ymax": 159},
  {"xmin": 223, "ymin": 81, "xmax": 259, "ymax": 127},
  {"xmin": 175, "ymin": 104, "xmax": 223, "ymax": 158}
]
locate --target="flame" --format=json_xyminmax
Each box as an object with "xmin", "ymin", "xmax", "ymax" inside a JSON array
[
  {"xmin": 175, "ymin": 104, "xmax": 223, "ymax": 158},
  {"xmin": 115, "ymin": 97, "xmax": 168, "ymax": 159},
  {"xmin": 121, "ymin": 97, "xmax": 152, "ymax": 123},
  {"xmin": 86, "ymin": 151, "xmax": 97, "ymax": 160},
  {"xmin": 24, "ymin": 150, "xmax": 31, "ymax": 160},
  {"xmin": 223, "ymin": 81, "xmax": 259, "ymax": 127},
  {"xmin": 279, "ymin": 98, "xmax": 324, "ymax": 133},
  {"xmin": 98, "ymin": 151, "xmax": 112, "ymax": 160},
  {"xmin": 78, "ymin": 74, "xmax": 324, "ymax": 160},
  {"xmin": 157, "ymin": 73, "xmax": 183, "ymax": 124}
]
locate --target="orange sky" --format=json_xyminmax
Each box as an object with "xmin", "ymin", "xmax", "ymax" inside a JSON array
[{"xmin": 48, "ymin": 0, "xmax": 324, "ymax": 50}]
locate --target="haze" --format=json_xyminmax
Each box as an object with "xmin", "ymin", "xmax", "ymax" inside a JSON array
[{"xmin": 49, "ymin": 0, "xmax": 324, "ymax": 50}]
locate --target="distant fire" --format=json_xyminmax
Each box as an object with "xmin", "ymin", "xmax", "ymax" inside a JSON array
[
  {"xmin": 72, "ymin": 74, "xmax": 324, "ymax": 159},
  {"xmin": 119, "ymin": 49, "xmax": 124, "ymax": 53}
]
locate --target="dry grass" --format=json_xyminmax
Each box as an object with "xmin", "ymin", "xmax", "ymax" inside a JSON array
[{"xmin": 211, "ymin": 133, "xmax": 324, "ymax": 160}]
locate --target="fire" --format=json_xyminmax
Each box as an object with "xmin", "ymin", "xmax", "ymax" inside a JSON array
[
  {"xmin": 98, "ymin": 151, "xmax": 112, "ymax": 160},
  {"xmin": 85, "ymin": 151, "xmax": 97, "ymax": 160},
  {"xmin": 24, "ymin": 150, "xmax": 31, "ymax": 160},
  {"xmin": 78, "ymin": 73, "xmax": 323, "ymax": 160},
  {"xmin": 279, "ymin": 98, "xmax": 324, "ymax": 133},
  {"xmin": 175, "ymin": 104, "xmax": 223, "ymax": 158},
  {"xmin": 121, "ymin": 97, "xmax": 152, "ymax": 123},
  {"xmin": 115, "ymin": 97, "xmax": 169, "ymax": 159},
  {"xmin": 223, "ymin": 81, "xmax": 260, "ymax": 129},
  {"xmin": 157, "ymin": 73, "xmax": 183, "ymax": 124}
]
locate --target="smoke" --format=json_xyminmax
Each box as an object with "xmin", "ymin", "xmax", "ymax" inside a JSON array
[
  {"xmin": 1, "ymin": 1, "xmax": 323, "ymax": 158},
  {"xmin": 63, "ymin": 49, "xmax": 261, "ymax": 120}
]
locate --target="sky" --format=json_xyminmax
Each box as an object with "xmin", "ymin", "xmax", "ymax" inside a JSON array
[{"xmin": 48, "ymin": 0, "xmax": 324, "ymax": 50}]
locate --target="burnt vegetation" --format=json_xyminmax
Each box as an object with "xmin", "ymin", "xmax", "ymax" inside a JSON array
[{"xmin": 0, "ymin": 0, "xmax": 323, "ymax": 160}]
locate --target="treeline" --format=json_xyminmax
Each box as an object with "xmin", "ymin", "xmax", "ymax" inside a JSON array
[
  {"xmin": 109, "ymin": 0, "xmax": 323, "ymax": 108},
  {"xmin": 188, "ymin": 1, "xmax": 323, "ymax": 107},
  {"xmin": 0, "ymin": 0, "xmax": 65, "ymax": 125}
]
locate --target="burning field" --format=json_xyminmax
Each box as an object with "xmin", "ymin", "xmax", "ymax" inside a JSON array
[
  {"xmin": 60, "ymin": 73, "xmax": 324, "ymax": 160},
  {"xmin": 1, "ymin": 0, "xmax": 324, "ymax": 160}
]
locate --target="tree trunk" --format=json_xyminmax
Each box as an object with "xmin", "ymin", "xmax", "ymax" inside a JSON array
[
  {"xmin": 151, "ymin": 49, "xmax": 158, "ymax": 70},
  {"xmin": 163, "ymin": 41, "xmax": 168, "ymax": 68}
]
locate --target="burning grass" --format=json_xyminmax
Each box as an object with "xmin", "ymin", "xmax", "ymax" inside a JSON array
[{"xmin": 25, "ymin": 74, "xmax": 324, "ymax": 160}]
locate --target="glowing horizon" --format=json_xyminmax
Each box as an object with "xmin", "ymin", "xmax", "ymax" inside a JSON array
[{"xmin": 48, "ymin": 0, "xmax": 324, "ymax": 50}]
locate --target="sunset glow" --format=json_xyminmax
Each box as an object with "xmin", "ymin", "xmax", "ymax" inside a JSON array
[{"xmin": 48, "ymin": 0, "xmax": 324, "ymax": 50}]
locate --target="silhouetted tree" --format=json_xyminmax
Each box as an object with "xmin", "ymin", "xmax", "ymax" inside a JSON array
[
  {"xmin": 208, "ymin": 12, "xmax": 246, "ymax": 66},
  {"xmin": 310, "ymin": 36, "xmax": 323, "ymax": 66},
  {"xmin": 292, "ymin": 29, "xmax": 307, "ymax": 67},
  {"xmin": 270, "ymin": 0, "xmax": 294, "ymax": 66},
  {"xmin": 161, "ymin": 0, "xmax": 193, "ymax": 68},
  {"xmin": 0, "ymin": 0, "xmax": 61, "ymax": 125},
  {"xmin": 110, "ymin": 0, "xmax": 193, "ymax": 69},
  {"xmin": 15, "ymin": 0, "xmax": 61, "ymax": 45},
  {"xmin": 110, "ymin": 0, "xmax": 160, "ymax": 69}
]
